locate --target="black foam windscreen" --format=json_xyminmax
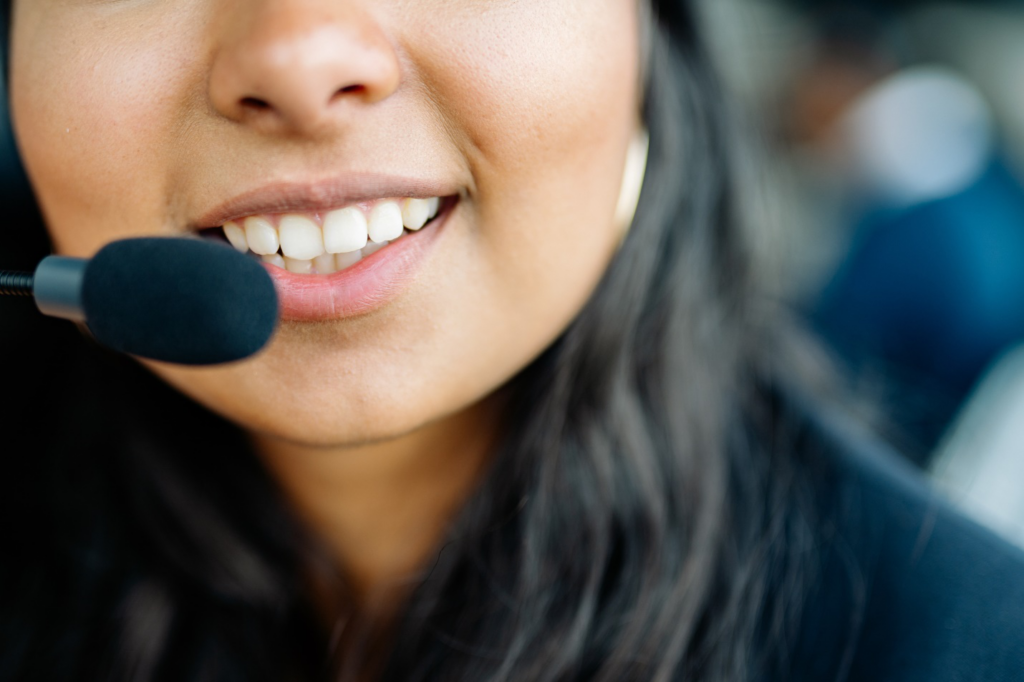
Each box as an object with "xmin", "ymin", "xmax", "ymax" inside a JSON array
[{"xmin": 82, "ymin": 238, "xmax": 278, "ymax": 365}]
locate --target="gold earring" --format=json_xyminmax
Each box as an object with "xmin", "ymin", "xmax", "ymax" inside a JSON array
[{"xmin": 614, "ymin": 129, "xmax": 650, "ymax": 244}]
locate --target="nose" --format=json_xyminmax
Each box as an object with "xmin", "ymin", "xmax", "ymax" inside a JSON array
[{"xmin": 208, "ymin": 0, "xmax": 401, "ymax": 137}]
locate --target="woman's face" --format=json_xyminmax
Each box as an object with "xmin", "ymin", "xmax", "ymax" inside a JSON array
[{"xmin": 10, "ymin": 0, "xmax": 641, "ymax": 446}]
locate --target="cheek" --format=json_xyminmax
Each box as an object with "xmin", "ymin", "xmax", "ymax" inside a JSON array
[
  {"xmin": 425, "ymin": 2, "xmax": 640, "ymax": 183},
  {"xmin": 416, "ymin": 1, "xmax": 641, "ymax": 339},
  {"xmin": 9, "ymin": 6, "xmax": 200, "ymax": 255}
]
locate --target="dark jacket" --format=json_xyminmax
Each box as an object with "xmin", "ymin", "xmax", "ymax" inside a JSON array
[{"xmin": 788, "ymin": 406, "xmax": 1024, "ymax": 681}]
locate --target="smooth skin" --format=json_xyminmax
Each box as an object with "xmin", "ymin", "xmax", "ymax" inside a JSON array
[{"xmin": 10, "ymin": 0, "xmax": 642, "ymax": 622}]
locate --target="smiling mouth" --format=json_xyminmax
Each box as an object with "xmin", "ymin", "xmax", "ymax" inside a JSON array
[{"xmin": 200, "ymin": 195, "xmax": 447, "ymax": 275}]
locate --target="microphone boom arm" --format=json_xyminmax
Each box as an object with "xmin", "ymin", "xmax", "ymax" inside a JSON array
[{"xmin": 0, "ymin": 270, "xmax": 33, "ymax": 296}]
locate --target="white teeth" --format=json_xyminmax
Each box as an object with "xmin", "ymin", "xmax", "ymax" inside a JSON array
[
  {"xmin": 244, "ymin": 216, "xmax": 280, "ymax": 255},
  {"xmin": 368, "ymin": 201, "xmax": 404, "ymax": 243},
  {"xmin": 323, "ymin": 207, "xmax": 368, "ymax": 254},
  {"xmin": 284, "ymin": 257, "xmax": 313, "ymax": 274},
  {"xmin": 261, "ymin": 253, "xmax": 286, "ymax": 268},
  {"xmin": 401, "ymin": 198, "xmax": 430, "ymax": 231},
  {"xmin": 223, "ymin": 221, "xmax": 249, "ymax": 252},
  {"xmin": 229, "ymin": 196, "xmax": 443, "ymax": 272},
  {"xmin": 279, "ymin": 214, "xmax": 325, "ymax": 260},
  {"xmin": 362, "ymin": 240, "xmax": 387, "ymax": 257},
  {"xmin": 313, "ymin": 253, "xmax": 337, "ymax": 275},
  {"xmin": 335, "ymin": 250, "xmax": 363, "ymax": 269}
]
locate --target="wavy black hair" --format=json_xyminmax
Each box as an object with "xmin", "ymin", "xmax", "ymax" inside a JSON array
[{"xmin": 0, "ymin": 1, "xmax": 819, "ymax": 680}]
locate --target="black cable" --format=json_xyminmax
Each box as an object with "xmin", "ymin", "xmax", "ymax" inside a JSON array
[{"xmin": 0, "ymin": 270, "xmax": 33, "ymax": 296}]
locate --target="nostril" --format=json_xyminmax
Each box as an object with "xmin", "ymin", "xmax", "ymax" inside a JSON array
[
  {"xmin": 334, "ymin": 84, "xmax": 365, "ymax": 99},
  {"xmin": 240, "ymin": 96, "xmax": 272, "ymax": 111}
]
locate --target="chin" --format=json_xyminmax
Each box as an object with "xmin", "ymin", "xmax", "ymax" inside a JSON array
[
  {"xmin": 251, "ymin": 417, "xmax": 422, "ymax": 450},
  {"xmin": 144, "ymin": 351, "xmax": 461, "ymax": 449}
]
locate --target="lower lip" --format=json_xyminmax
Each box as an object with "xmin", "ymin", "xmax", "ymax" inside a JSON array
[{"xmin": 265, "ymin": 201, "xmax": 452, "ymax": 321}]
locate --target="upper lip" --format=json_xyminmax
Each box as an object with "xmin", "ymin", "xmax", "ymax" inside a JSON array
[{"xmin": 194, "ymin": 173, "xmax": 458, "ymax": 228}]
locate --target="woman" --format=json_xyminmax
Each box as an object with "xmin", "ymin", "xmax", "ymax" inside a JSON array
[{"xmin": 1, "ymin": 0, "xmax": 1022, "ymax": 680}]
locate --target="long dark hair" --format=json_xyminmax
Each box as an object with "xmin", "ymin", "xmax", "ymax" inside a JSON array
[{"xmin": 1, "ymin": 1, "xmax": 818, "ymax": 680}]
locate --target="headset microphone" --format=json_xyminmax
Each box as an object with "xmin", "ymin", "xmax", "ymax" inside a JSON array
[{"xmin": 0, "ymin": 237, "xmax": 279, "ymax": 365}]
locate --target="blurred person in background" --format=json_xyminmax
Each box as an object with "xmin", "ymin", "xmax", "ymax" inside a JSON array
[
  {"xmin": 1, "ymin": 1, "xmax": 1022, "ymax": 682},
  {"xmin": 782, "ymin": 0, "xmax": 1024, "ymax": 461}
]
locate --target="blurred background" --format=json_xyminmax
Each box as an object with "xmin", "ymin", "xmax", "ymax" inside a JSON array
[
  {"xmin": 697, "ymin": 0, "xmax": 1024, "ymax": 548},
  {"xmin": 1, "ymin": 1, "xmax": 1023, "ymax": 546}
]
